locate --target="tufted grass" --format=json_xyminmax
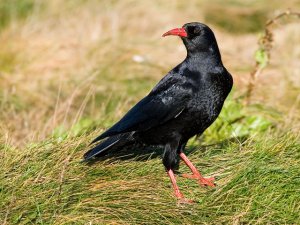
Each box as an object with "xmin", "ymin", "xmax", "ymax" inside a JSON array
[{"xmin": 1, "ymin": 0, "xmax": 300, "ymax": 224}]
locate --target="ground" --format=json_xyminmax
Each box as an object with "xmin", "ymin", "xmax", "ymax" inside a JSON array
[{"xmin": 0, "ymin": 0, "xmax": 300, "ymax": 224}]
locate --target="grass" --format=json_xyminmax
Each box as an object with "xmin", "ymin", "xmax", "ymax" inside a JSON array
[
  {"xmin": 0, "ymin": 0, "xmax": 300, "ymax": 224},
  {"xmin": 1, "ymin": 123, "xmax": 299, "ymax": 224},
  {"xmin": 0, "ymin": 0, "xmax": 35, "ymax": 30}
]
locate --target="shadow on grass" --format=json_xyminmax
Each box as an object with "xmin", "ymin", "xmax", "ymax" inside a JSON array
[{"xmin": 83, "ymin": 135, "xmax": 248, "ymax": 165}]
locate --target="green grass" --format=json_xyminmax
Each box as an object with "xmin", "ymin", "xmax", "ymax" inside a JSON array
[
  {"xmin": 0, "ymin": 0, "xmax": 35, "ymax": 30},
  {"xmin": 1, "ymin": 97, "xmax": 300, "ymax": 224},
  {"xmin": 0, "ymin": 0, "xmax": 300, "ymax": 224}
]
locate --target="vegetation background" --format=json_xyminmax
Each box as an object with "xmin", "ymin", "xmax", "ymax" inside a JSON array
[{"xmin": 0, "ymin": 0, "xmax": 300, "ymax": 224}]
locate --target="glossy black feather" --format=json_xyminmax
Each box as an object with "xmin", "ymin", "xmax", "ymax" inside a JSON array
[
  {"xmin": 91, "ymin": 74, "xmax": 191, "ymax": 144},
  {"xmin": 84, "ymin": 22, "xmax": 233, "ymax": 169},
  {"xmin": 84, "ymin": 133, "xmax": 135, "ymax": 161}
]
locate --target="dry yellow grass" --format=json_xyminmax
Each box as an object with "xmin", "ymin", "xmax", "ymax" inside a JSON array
[
  {"xmin": 0, "ymin": 1, "xmax": 300, "ymax": 223},
  {"xmin": 0, "ymin": 0, "xmax": 299, "ymax": 146}
]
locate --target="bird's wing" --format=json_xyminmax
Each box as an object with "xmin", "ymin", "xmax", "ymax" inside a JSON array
[{"xmin": 91, "ymin": 75, "xmax": 191, "ymax": 143}]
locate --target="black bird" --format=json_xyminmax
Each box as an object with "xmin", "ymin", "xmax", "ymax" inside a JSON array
[{"xmin": 83, "ymin": 22, "xmax": 233, "ymax": 201}]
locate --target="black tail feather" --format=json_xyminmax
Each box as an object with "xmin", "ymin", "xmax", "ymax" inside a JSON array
[
  {"xmin": 90, "ymin": 133, "xmax": 107, "ymax": 145},
  {"xmin": 83, "ymin": 138, "xmax": 120, "ymax": 161},
  {"xmin": 83, "ymin": 132, "xmax": 135, "ymax": 161}
]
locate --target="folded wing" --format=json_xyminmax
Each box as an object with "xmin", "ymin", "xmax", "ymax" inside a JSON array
[{"xmin": 92, "ymin": 75, "xmax": 192, "ymax": 144}]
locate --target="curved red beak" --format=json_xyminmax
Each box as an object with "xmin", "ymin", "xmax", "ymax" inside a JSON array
[{"xmin": 162, "ymin": 27, "xmax": 187, "ymax": 38}]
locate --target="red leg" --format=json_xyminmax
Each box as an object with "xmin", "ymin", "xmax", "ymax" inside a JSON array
[
  {"xmin": 167, "ymin": 169, "xmax": 193, "ymax": 203},
  {"xmin": 179, "ymin": 152, "xmax": 215, "ymax": 187}
]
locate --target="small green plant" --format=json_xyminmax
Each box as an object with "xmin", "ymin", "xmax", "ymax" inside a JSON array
[
  {"xmin": 203, "ymin": 96, "xmax": 274, "ymax": 145},
  {"xmin": 0, "ymin": 0, "xmax": 35, "ymax": 29},
  {"xmin": 245, "ymin": 9, "xmax": 300, "ymax": 105}
]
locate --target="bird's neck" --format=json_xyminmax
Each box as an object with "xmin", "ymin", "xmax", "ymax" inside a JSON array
[{"xmin": 185, "ymin": 46, "xmax": 223, "ymax": 71}]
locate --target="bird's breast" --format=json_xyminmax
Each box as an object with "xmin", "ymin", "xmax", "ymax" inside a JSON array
[{"xmin": 183, "ymin": 74, "xmax": 232, "ymax": 134}]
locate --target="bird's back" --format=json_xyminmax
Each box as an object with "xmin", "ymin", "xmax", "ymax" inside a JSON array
[{"xmin": 135, "ymin": 64, "xmax": 233, "ymax": 145}]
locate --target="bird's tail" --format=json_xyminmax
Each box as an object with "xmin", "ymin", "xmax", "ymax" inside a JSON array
[{"xmin": 82, "ymin": 132, "xmax": 135, "ymax": 161}]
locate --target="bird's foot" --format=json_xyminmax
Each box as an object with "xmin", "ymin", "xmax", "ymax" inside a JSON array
[
  {"xmin": 181, "ymin": 173, "xmax": 200, "ymax": 179},
  {"xmin": 198, "ymin": 177, "xmax": 215, "ymax": 187},
  {"xmin": 182, "ymin": 174, "xmax": 216, "ymax": 187},
  {"xmin": 177, "ymin": 197, "xmax": 194, "ymax": 204},
  {"xmin": 174, "ymin": 191, "xmax": 194, "ymax": 204}
]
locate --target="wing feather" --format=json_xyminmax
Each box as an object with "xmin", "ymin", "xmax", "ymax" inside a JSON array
[{"xmin": 92, "ymin": 74, "xmax": 192, "ymax": 143}]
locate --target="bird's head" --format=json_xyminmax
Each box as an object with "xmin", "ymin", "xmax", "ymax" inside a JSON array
[{"xmin": 163, "ymin": 22, "xmax": 219, "ymax": 57}]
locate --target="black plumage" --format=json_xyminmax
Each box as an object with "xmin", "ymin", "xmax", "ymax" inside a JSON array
[{"xmin": 83, "ymin": 22, "xmax": 233, "ymax": 201}]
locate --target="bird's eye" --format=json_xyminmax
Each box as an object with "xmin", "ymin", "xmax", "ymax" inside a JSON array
[{"xmin": 193, "ymin": 27, "xmax": 201, "ymax": 35}]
